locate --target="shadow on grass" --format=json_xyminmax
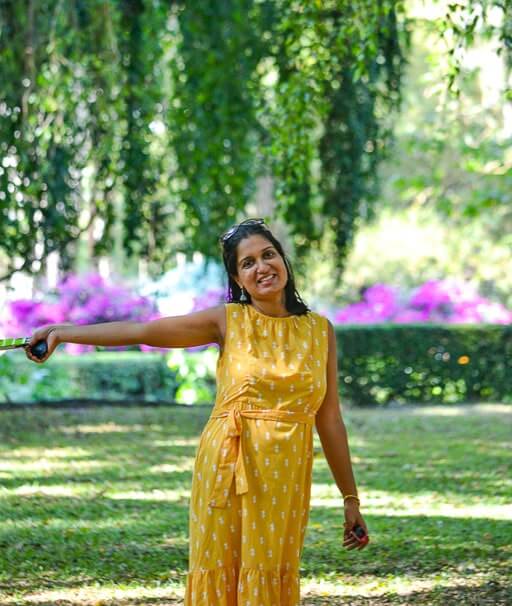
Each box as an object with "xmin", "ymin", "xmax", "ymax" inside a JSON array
[
  {"xmin": 302, "ymin": 579, "xmax": 511, "ymax": 605},
  {"xmin": 303, "ymin": 509, "xmax": 511, "ymax": 576},
  {"xmin": 1, "ymin": 508, "xmax": 509, "ymax": 593},
  {"xmin": 0, "ymin": 404, "xmax": 510, "ymax": 605}
]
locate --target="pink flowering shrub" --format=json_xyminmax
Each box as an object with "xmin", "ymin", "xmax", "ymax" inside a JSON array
[
  {"xmin": 190, "ymin": 287, "xmax": 226, "ymax": 313},
  {"xmin": 4, "ymin": 272, "xmax": 166, "ymax": 354},
  {"xmin": 334, "ymin": 280, "xmax": 512, "ymax": 325}
]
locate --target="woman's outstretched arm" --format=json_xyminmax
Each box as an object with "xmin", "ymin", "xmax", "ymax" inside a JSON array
[{"xmin": 26, "ymin": 304, "xmax": 223, "ymax": 363}]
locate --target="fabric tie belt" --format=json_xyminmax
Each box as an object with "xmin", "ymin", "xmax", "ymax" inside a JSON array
[{"xmin": 207, "ymin": 404, "xmax": 315, "ymax": 508}]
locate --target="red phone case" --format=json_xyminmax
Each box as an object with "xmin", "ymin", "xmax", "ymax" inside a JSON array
[{"xmin": 350, "ymin": 525, "xmax": 369, "ymax": 545}]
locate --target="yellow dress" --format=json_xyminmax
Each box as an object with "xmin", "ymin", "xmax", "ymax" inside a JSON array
[{"xmin": 184, "ymin": 302, "xmax": 328, "ymax": 605}]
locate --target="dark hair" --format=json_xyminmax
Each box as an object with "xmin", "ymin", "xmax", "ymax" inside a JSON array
[{"xmin": 219, "ymin": 220, "xmax": 311, "ymax": 316}]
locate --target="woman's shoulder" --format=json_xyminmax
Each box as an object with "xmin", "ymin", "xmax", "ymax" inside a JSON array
[
  {"xmin": 307, "ymin": 308, "xmax": 328, "ymax": 321},
  {"xmin": 307, "ymin": 309, "xmax": 331, "ymax": 333}
]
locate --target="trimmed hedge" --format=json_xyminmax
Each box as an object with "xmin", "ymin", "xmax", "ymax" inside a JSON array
[
  {"xmin": 1, "ymin": 352, "xmax": 180, "ymax": 404},
  {"xmin": 56, "ymin": 352, "xmax": 179, "ymax": 401},
  {"xmin": 337, "ymin": 323, "xmax": 512, "ymax": 405},
  {"xmin": 1, "ymin": 324, "xmax": 510, "ymax": 406}
]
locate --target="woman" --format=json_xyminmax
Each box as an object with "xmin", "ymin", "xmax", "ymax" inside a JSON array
[{"xmin": 26, "ymin": 218, "xmax": 369, "ymax": 605}]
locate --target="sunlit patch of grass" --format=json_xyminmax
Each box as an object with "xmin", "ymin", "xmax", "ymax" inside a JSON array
[
  {"xmin": 57, "ymin": 422, "xmax": 160, "ymax": 434},
  {"xmin": 148, "ymin": 461, "xmax": 196, "ymax": 474},
  {"xmin": 411, "ymin": 403, "xmax": 512, "ymax": 416},
  {"xmin": 0, "ymin": 402, "xmax": 510, "ymax": 605},
  {"xmin": 0, "ymin": 583, "xmax": 185, "ymax": 605},
  {"xmin": 152, "ymin": 438, "xmax": 201, "ymax": 447},
  {"xmin": 302, "ymin": 572, "xmax": 474, "ymax": 598},
  {"xmin": 109, "ymin": 488, "xmax": 191, "ymax": 502},
  {"xmin": 1, "ymin": 484, "xmax": 103, "ymax": 498},
  {"xmin": 3, "ymin": 447, "xmax": 93, "ymax": 459},
  {"xmin": 0, "ymin": 459, "xmax": 109, "ymax": 473}
]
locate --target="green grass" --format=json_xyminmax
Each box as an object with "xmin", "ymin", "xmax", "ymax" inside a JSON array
[{"xmin": 0, "ymin": 403, "xmax": 510, "ymax": 605}]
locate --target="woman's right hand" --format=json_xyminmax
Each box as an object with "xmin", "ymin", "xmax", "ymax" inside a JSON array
[{"xmin": 24, "ymin": 323, "xmax": 73, "ymax": 364}]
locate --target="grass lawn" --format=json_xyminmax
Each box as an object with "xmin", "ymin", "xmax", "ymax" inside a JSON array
[{"xmin": 0, "ymin": 402, "xmax": 510, "ymax": 605}]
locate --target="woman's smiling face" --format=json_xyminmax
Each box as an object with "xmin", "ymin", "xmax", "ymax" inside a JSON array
[{"xmin": 234, "ymin": 234, "xmax": 288, "ymax": 299}]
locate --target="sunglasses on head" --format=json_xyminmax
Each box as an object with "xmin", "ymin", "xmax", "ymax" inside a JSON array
[{"xmin": 219, "ymin": 218, "xmax": 266, "ymax": 243}]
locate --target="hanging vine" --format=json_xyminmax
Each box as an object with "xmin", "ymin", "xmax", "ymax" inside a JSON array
[{"xmin": 0, "ymin": 1, "xmax": 508, "ymax": 282}]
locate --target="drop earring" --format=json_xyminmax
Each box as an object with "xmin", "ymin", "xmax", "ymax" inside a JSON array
[{"xmin": 240, "ymin": 286, "xmax": 248, "ymax": 302}]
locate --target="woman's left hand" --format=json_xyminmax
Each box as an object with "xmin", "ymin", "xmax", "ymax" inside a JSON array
[{"xmin": 343, "ymin": 501, "xmax": 369, "ymax": 550}]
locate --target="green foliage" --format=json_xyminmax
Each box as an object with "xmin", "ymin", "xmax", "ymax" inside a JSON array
[
  {"xmin": 0, "ymin": 351, "xmax": 180, "ymax": 404},
  {"xmin": 116, "ymin": 0, "xmax": 169, "ymax": 264},
  {"xmin": 166, "ymin": 347, "xmax": 219, "ymax": 404},
  {"xmin": 384, "ymin": 14, "xmax": 512, "ymax": 225},
  {"xmin": 169, "ymin": 1, "xmax": 267, "ymax": 257},
  {"xmin": 0, "ymin": 2, "xmax": 509, "ymax": 283},
  {"xmin": 0, "ymin": 347, "xmax": 222, "ymax": 406},
  {"xmin": 336, "ymin": 323, "xmax": 512, "ymax": 405},
  {"xmin": 300, "ymin": 10, "xmax": 511, "ymax": 316},
  {"xmin": 433, "ymin": 0, "xmax": 512, "ymax": 95},
  {"xmin": 59, "ymin": 351, "xmax": 179, "ymax": 401},
  {"xmin": 0, "ymin": 1, "xmax": 407, "ymax": 281},
  {"xmin": 0, "ymin": 353, "xmax": 72, "ymax": 403},
  {"xmin": 273, "ymin": 2, "xmax": 407, "ymax": 273},
  {"xmin": 170, "ymin": 0, "xmax": 408, "ymax": 273},
  {"xmin": 328, "ymin": 13, "xmax": 512, "ymax": 314},
  {"xmin": 1, "ymin": 1, "xmax": 115, "ymax": 276},
  {"xmin": 0, "ymin": 355, "xmax": 32, "ymax": 403},
  {"xmin": 0, "ymin": 0, "xmax": 171, "ymax": 279}
]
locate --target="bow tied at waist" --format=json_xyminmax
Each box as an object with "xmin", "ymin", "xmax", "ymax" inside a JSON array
[{"xmin": 207, "ymin": 405, "xmax": 315, "ymax": 508}]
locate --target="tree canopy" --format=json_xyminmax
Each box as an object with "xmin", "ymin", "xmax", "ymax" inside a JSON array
[{"xmin": 0, "ymin": 1, "xmax": 509, "ymax": 283}]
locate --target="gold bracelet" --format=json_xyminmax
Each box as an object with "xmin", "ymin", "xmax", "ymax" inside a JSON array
[{"xmin": 343, "ymin": 494, "xmax": 360, "ymax": 504}]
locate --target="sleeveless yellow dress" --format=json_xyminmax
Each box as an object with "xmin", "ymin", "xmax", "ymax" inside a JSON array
[{"xmin": 184, "ymin": 302, "xmax": 329, "ymax": 605}]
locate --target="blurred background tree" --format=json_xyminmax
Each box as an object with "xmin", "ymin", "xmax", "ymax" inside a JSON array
[
  {"xmin": 302, "ymin": 1, "xmax": 512, "ymax": 310},
  {"xmin": 0, "ymin": 0, "xmax": 510, "ymax": 301}
]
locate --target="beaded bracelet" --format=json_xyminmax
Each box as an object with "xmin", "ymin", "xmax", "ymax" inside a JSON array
[{"xmin": 343, "ymin": 494, "xmax": 360, "ymax": 505}]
